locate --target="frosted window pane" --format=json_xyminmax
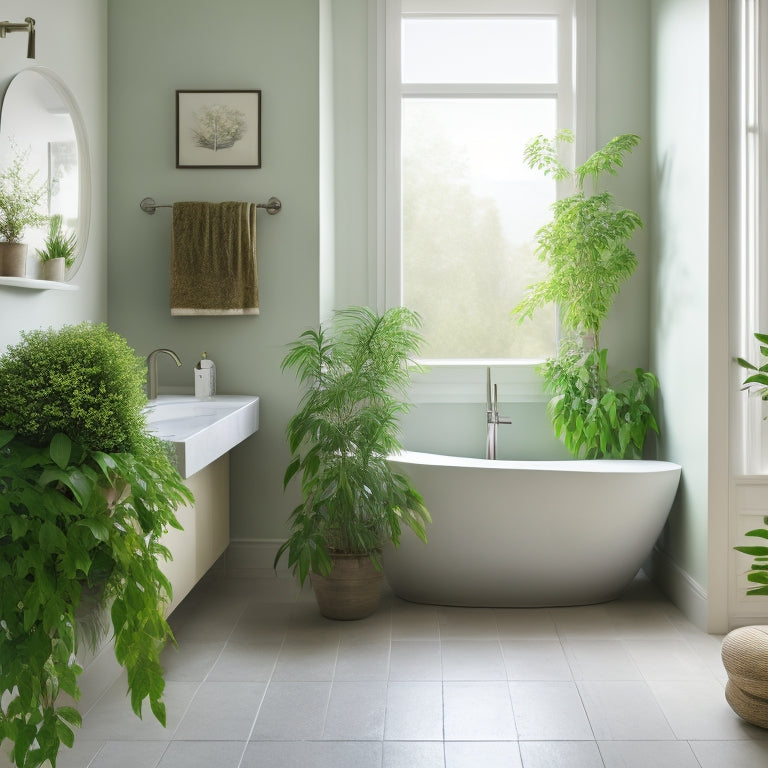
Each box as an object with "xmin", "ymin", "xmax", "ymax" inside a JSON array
[
  {"xmin": 402, "ymin": 18, "xmax": 557, "ymax": 84},
  {"xmin": 402, "ymin": 98, "xmax": 557, "ymax": 360}
]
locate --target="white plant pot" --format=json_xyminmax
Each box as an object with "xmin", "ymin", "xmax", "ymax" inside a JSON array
[
  {"xmin": 0, "ymin": 242, "xmax": 28, "ymax": 277},
  {"xmin": 41, "ymin": 257, "xmax": 66, "ymax": 282}
]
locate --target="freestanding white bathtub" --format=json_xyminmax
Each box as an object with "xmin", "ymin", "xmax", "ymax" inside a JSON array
[{"xmin": 383, "ymin": 451, "xmax": 682, "ymax": 607}]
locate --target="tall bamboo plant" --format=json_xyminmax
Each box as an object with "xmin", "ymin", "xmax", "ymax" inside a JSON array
[
  {"xmin": 275, "ymin": 306, "xmax": 430, "ymax": 584},
  {"xmin": 513, "ymin": 130, "xmax": 659, "ymax": 459}
]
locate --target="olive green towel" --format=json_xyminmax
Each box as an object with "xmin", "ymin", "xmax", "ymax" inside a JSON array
[{"xmin": 170, "ymin": 201, "xmax": 258, "ymax": 316}]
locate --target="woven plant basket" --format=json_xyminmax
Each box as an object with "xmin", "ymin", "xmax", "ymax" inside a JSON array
[
  {"xmin": 725, "ymin": 680, "xmax": 768, "ymax": 729},
  {"xmin": 310, "ymin": 553, "xmax": 383, "ymax": 621},
  {"xmin": 722, "ymin": 625, "xmax": 768, "ymax": 698},
  {"xmin": 722, "ymin": 625, "xmax": 768, "ymax": 728}
]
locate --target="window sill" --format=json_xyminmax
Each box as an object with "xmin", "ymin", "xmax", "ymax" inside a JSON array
[{"xmin": 408, "ymin": 359, "xmax": 548, "ymax": 404}]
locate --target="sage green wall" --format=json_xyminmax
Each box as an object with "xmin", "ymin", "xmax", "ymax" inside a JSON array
[
  {"xmin": 330, "ymin": 0, "xmax": 653, "ymax": 457},
  {"xmin": 0, "ymin": 0, "xmax": 107, "ymax": 353},
  {"xmin": 649, "ymin": 0, "xmax": 710, "ymax": 591},
  {"xmin": 107, "ymin": 0, "xmax": 319, "ymax": 541},
  {"xmin": 594, "ymin": 0, "xmax": 651, "ymax": 376},
  {"xmin": 107, "ymin": 0, "xmax": 655, "ymax": 544}
]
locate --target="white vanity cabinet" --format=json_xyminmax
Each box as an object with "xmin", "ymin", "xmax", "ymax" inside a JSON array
[{"xmin": 160, "ymin": 454, "xmax": 231, "ymax": 614}]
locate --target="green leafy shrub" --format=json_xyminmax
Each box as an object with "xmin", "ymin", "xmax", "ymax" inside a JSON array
[
  {"xmin": 513, "ymin": 131, "xmax": 659, "ymax": 459},
  {"xmin": 275, "ymin": 306, "xmax": 430, "ymax": 583},
  {"xmin": 542, "ymin": 344, "xmax": 658, "ymax": 459},
  {"xmin": 736, "ymin": 331, "xmax": 768, "ymax": 398},
  {"xmin": 0, "ymin": 142, "xmax": 48, "ymax": 244},
  {"xmin": 0, "ymin": 323, "xmax": 193, "ymax": 768},
  {"xmin": 0, "ymin": 322, "xmax": 148, "ymax": 453}
]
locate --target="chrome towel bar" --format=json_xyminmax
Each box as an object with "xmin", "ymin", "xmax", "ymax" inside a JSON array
[{"xmin": 139, "ymin": 196, "xmax": 282, "ymax": 215}]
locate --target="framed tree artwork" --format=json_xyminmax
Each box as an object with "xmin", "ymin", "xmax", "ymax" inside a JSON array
[{"xmin": 176, "ymin": 90, "xmax": 261, "ymax": 169}]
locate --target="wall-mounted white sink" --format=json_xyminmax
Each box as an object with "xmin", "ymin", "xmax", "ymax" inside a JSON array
[{"xmin": 144, "ymin": 395, "xmax": 259, "ymax": 478}]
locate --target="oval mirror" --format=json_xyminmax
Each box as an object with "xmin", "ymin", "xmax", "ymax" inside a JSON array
[{"xmin": 0, "ymin": 66, "xmax": 91, "ymax": 280}]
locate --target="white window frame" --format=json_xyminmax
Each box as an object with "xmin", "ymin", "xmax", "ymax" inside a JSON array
[
  {"xmin": 733, "ymin": 0, "xmax": 768, "ymax": 474},
  {"xmin": 370, "ymin": 0, "xmax": 596, "ymax": 403}
]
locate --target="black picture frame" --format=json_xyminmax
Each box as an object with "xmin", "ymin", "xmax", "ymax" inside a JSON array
[{"xmin": 176, "ymin": 89, "xmax": 261, "ymax": 169}]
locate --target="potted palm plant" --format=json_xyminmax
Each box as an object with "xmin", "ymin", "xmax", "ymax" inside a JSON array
[
  {"xmin": 36, "ymin": 213, "xmax": 77, "ymax": 281},
  {"xmin": 0, "ymin": 142, "xmax": 48, "ymax": 277},
  {"xmin": 0, "ymin": 322, "xmax": 192, "ymax": 768},
  {"xmin": 275, "ymin": 306, "xmax": 430, "ymax": 620},
  {"xmin": 512, "ymin": 130, "xmax": 659, "ymax": 458}
]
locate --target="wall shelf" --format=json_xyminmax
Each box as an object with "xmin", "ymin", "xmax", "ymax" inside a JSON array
[{"xmin": 0, "ymin": 276, "xmax": 78, "ymax": 292}]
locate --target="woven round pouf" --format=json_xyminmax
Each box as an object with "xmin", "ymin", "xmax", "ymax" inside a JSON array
[{"xmin": 722, "ymin": 625, "xmax": 768, "ymax": 728}]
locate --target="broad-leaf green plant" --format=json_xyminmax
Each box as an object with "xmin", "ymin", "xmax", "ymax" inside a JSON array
[
  {"xmin": 513, "ymin": 130, "xmax": 659, "ymax": 459},
  {"xmin": 275, "ymin": 306, "xmax": 431, "ymax": 584},
  {"xmin": 0, "ymin": 323, "xmax": 193, "ymax": 768},
  {"xmin": 0, "ymin": 141, "xmax": 48, "ymax": 244},
  {"xmin": 541, "ymin": 343, "xmax": 658, "ymax": 460},
  {"xmin": 734, "ymin": 332, "xmax": 768, "ymax": 595}
]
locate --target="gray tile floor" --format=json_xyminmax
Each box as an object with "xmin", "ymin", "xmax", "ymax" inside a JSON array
[{"xmin": 11, "ymin": 572, "xmax": 768, "ymax": 767}]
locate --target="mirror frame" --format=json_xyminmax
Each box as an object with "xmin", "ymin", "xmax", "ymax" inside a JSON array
[{"xmin": 0, "ymin": 65, "xmax": 92, "ymax": 280}]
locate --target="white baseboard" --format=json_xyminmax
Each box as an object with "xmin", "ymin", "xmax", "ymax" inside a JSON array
[
  {"xmin": 226, "ymin": 538, "xmax": 291, "ymax": 576},
  {"xmin": 647, "ymin": 547, "xmax": 709, "ymax": 631}
]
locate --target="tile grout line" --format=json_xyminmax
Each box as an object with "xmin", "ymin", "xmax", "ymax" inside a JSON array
[
  {"xmin": 236, "ymin": 594, "xmax": 296, "ymax": 768},
  {"xmin": 158, "ymin": 597, "xmax": 253, "ymax": 768}
]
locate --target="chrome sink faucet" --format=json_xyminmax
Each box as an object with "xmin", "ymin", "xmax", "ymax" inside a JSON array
[
  {"xmin": 486, "ymin": 367, "xmax": 511, "ymax": 460},
  {"xmin": 146, "ymin": 348, "xmax": 182, "ymax": 400}
]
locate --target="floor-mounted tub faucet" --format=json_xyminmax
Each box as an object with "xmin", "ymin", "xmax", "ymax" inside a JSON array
[
  {"xmin": 146, "ymin": 348, "xmax": 182, "ymax": 400},
  {"xmin": 486, "ymin": 367, "xmax": 511, "ymax": 460}
]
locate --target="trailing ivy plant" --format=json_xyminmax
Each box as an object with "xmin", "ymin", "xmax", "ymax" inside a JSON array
[
  {"xmin": 734, "ymin": 332, "xmax": 768, "ymax": 595},
  {"xmin": 513, "ymin": 130, "xmax": 659, "ymax": 459},
  {"xmin": 0, "ymin": 323, "xmax": 192, "ymax": 768}
]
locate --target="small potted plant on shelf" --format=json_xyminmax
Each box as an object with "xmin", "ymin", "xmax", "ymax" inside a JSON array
[
  {"xmin": 36, "ymin": 213, "xmax": 77, "ymax": 281},
  {"xmin": 512, "ymin": 130, "xmax": 659, "ymax": 458},
  {"xmin": 0, "ymin": 141, "xmax": 48, "ymax": 277},
  {"xmin": 275, "ymin": 306, "xmax": 431, "ymax": 620},
  {"xmin": 0, "ymin": 322, "xmax": 193, "ymax": 768}
]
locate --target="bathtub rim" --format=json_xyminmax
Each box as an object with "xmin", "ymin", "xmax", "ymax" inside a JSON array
[{"xmin": 389, "ymin": 449, "xmax": 682, "ymax": 474}]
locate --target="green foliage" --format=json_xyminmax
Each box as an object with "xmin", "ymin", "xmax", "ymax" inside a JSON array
[
  {"xmin": 275, "ymin": 306, "xmax": 431, "ymax": 584},
  {"xmin": 0, "ymin": 323, "xmax": 148, "ymax": 454},
  {"xmin": 0, "ymin": 142, "xmax": 48, "ymax": 243},
  {"xmin": 513, "ymin": 129, "xmax": 643, "ymax": 340},
  {"xmin": 735, "ymin": 334, "xmax": 768, "ymax": 595},
  {"xmin": 511, "ymin": 131, "xmax": 658, "ymax": 459},
  {"xmin": 736, "ymin": 331, "xmax": 768, "ymax": 399},
  {"xmin": 735, "ymin": 518, "xmax": 768, "ymax": 596},
  {"xmin": 36, "ymin": 215, "xmax": 77, "ymax": 268},
  {"xmin": 0, "ymin": 324, "xmax": 193, "ymax": 768},
  {"xmin": 541, "ymin": 345, "xmax": 659, "ymax": 459}
]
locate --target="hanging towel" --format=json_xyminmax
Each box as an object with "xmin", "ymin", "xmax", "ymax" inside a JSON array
[{"xmin": 170, "ymin": 201, "xmax": 258, "ymax": 316}]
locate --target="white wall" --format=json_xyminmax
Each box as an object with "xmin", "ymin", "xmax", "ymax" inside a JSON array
[{"xmin": 0, "ymin": 0, "xmax": 108, "ymax": 352}]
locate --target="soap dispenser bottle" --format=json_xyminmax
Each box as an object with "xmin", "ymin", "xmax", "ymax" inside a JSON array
[{"xmin": 194, "ymin": 352, "xmax": 216, "ymax": 399}]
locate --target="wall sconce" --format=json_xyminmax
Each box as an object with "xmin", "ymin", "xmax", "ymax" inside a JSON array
[{"xmin": 0, "ymin": 17, "xmax": 35, "ymax": 59}]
